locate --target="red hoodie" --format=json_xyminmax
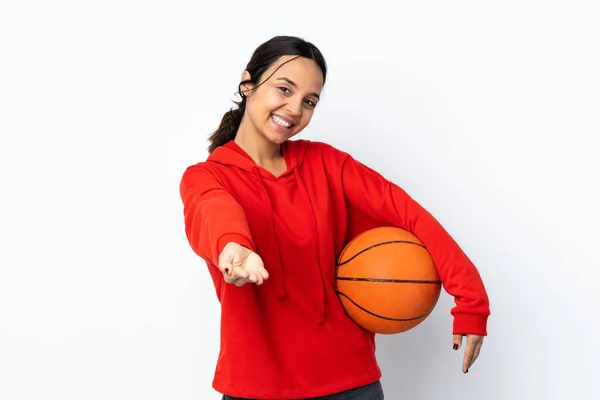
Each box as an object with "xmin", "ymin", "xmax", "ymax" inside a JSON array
[{"xmin": 179, "ymin": 139, "xmax": 490, "ymax": 399}]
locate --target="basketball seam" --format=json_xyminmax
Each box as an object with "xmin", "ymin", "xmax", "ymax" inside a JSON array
[
  {"xmin": 336, "ymin": 291, "xmax": 433, "ymax": 322},
  {"xmin": 337, "ymin": 240, "xmax": 427, "ymax": 268},
  {"xmin": 336, "ymin": 277, "xmax": 441, "ymax": 284}
]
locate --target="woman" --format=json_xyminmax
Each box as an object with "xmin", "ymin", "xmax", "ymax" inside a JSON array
[{"xmin": 179, "ymin": 35, "xmax": 490, "ymax": 400}]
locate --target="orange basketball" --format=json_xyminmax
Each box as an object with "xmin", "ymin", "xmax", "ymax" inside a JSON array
[{"xmin": 336, "ymin": 226, "xmax": 442, "ymax": 334}]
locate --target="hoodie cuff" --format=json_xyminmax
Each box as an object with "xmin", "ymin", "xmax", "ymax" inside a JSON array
[
  {"xmin": 216, "ymin": 233, "xmax": 256, "ymax": 261},
  {"xmin": 452, "ymin": 313, "xmax": 489, "ymax": 336}
]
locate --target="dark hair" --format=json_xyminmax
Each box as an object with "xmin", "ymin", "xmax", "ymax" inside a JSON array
[{"xmin": 207, "ymin": 35, "xmax": 327, "ymax": 153}]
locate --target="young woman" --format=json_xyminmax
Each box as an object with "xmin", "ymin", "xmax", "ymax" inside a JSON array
[{"xmin": 179, "ymin": 35, "xmax": 490, "ymax": 400}]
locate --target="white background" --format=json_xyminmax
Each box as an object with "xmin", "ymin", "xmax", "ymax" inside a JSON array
[{"xmin": 1, "ymin": 1, "xmax": 599, "ymax": 399}]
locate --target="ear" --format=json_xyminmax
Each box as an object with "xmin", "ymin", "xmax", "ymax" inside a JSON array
[{"xmin": 241, "ymin": 70, "xmax": 253, "ymax": 97}]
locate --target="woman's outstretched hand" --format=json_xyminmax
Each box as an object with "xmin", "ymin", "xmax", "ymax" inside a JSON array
[
  {"xmin": 453, "ymin": 334, "xmax": 484, "ymax": 373},
  {"xmin": 218, "ymin": 242, "xmax": 270, "ymax": 286}
]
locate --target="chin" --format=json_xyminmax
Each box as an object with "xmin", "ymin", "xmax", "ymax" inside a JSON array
[
  {"xmin": 267, "ymin": 135, "xmax": 291, "ymax": 144},
  {"xmin": 264, "ymin": 129, "xmax": 301, "ymax": 144}
]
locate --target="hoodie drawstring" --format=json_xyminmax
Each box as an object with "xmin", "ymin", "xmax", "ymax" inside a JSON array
[
  {"xmin": 250, "ymin": 157, "xmax": 325, "ymax": 323},
  {"xmin": 253, "ymin": 168, "xmax": 286, "ymax": 298}
]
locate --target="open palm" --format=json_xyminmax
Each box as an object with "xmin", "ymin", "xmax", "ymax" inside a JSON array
[{"xmin": 218, "ymin": 242, "xmax": 269, "ymax": 286}]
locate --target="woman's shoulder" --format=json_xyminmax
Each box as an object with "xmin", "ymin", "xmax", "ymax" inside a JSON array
[
  {"xmin": 180, "ymin": 160, "xmax": 225, "ymax": 190},
  {"xmin": 181, "ymin": 160, "xmax": 217, "ymax": 176}
]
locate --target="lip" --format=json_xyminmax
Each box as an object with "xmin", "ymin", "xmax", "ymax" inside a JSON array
[
  {"xmin": 272, "ymin": 113, "xmax": 297, "ymax": 126},
  {"xmin": 270, "ymin": 114, "xmax": 295, "ymax": 135}
]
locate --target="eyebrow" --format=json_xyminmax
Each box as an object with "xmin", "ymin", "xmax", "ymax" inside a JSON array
[{"xmin": 276, "ymin": 77, "xmax": 320, "ymax": 100}]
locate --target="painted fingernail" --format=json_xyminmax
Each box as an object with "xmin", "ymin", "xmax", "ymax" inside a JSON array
[
  {"xmin": 466, "ymin": 369, "xmax": 469, "ymax": 373},
  {"xmin": 453, "ymin": 344, "xmax": 458, "ymax": 350},
  {"xmin": 224, "ymin": 268, "xmax": 229, "ymax": 274}
]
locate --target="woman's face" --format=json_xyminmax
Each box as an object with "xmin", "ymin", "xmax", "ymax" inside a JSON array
[{"xmin": 242, "ymin": 55, "xmax": 324, "ymax": 144}]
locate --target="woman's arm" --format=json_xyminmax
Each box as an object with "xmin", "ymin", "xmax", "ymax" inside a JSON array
[
  {"xmin": 179, "ymin": 164, "xmax": 255, "ymax": 266},
  {"xmin": 335, "ymin": 148, "xmax": 490, "ymax": 336}
]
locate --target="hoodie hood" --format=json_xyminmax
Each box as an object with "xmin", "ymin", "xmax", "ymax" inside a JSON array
[
  {"xmin": 208, "ymin": 139, "xmax": 308, "ymax": 176},
  {"xmin": 207, "ymin": 139, "xmax": 326, "ymax": 323}
]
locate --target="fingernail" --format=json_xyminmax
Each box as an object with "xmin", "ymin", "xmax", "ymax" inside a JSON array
[
  {"xmin": 466, "ymin": 369, "xmax": 469, "ymax": 373},
  {"xmin": 453, "ymin": 344, "xmax": 458, "ymax": 350},
  {"xmin": 224, "ymin": 268, "xmax": 229, "ymax": 274}
]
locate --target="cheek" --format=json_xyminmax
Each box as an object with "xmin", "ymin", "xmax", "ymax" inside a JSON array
[
  {"xmin": 299, "ymin": 110, "xmax": 315, "ymax": 126},
  {"xmin": 247, "ymin": 98, "xmax": 272, "ymax": 122},
  {"xmin": 248, "ymin": 91, "xmax": 281, "ymax": 115},
  {"xmin": 262, "ymin": 91, "xmax": 284, "ymax": 109}
]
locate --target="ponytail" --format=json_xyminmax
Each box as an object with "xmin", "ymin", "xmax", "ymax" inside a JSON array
[{"xmin": 207, "ymin": 98, "xmax": 246, "ymax": 153}]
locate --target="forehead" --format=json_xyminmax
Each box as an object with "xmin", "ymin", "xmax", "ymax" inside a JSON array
[{"xmin": 264, "ymin": 55, "xmax": 324, "ymax": 94}]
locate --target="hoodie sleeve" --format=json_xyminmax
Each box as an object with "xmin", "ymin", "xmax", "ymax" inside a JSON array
[
  {"xmin": 336, "ymin": 149, "xmax": 490, "ymax": 336},
  {"xmin": 179, "ymin": 164, "xmax": 255, "ymax": 266}
]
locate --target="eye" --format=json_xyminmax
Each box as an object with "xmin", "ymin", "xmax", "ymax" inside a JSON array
[
  {"xmin": 278, "ymin": 86, "xmax": 291, "ymax": 94},
  {"xmin": 304, "ymin": 99, "xmax": 316, "ymax": 108}
]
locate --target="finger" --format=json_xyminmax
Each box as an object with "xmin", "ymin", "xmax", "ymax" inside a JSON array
[
  {"xmin": 258, "ymin": 266, "xmax": 269, "ymax": 281},
  {"xmin": 255, "ymin": 270, "xmax": 265, "ymax": 285},
  {"xmin": 247, "ymin": 271, "xmax": 263, "ymax": 285},
  {"xmin": 452, "ymin": 334, "xmax": 463, "ymax": 351},
  {"xmin": 462, "ymin": 336, "xmax": 477, "ymax": 373},
  {"xmin": 470, "ymin": 338, "xmax": 484, "ymax": 368},
  {"xmin": 228, "ymin": 275, "xmax": 247, "ymax": 286},
  {"xmin": 246, "ymin": 252, "xmax": 267, "ymax": 277},
  {"xmin": 231, "ymin": 266, "xmax": 250, "ymax": 281},
  {"xmin": 219, "ymin": 253, "xmax": 235, "ymax": 277},
  {"xmin": 234, "ymin": 278, "xmax": 250, "ymax": 287}
]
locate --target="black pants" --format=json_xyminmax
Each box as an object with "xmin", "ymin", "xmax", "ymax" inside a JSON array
[{"xmin": 222, "ymin": 380, "xmax": 384, "ymax": 400}]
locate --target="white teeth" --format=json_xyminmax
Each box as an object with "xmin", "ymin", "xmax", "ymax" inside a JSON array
[{"xmin": 271, "ymin": 114, "xmax": 292, "ymax": 128}]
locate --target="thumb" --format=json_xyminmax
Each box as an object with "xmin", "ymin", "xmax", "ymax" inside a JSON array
[
  {"xmin": 453, "ymin": 334, "xmax": 464, "ymax": 351},
  {"xmin": 218, "ymin": 250, "xmax": 235, "ymax": 277}
]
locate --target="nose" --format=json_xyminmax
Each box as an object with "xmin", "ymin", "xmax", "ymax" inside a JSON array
[{"xmin": 285, "ymin": 98, "xmax": 303, "ymax": 117}]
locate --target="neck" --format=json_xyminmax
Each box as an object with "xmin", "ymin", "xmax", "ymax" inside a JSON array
[{"xmin": 234, "ymin": 120, "xmax": 283, "ymax": 165}]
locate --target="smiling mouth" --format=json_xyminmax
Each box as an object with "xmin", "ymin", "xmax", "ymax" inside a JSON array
[{"xmin": 271, "ymin": 114, "xmax": 295, "ymax": 129}]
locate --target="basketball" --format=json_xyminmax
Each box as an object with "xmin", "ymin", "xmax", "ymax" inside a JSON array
[{"xmin": 336, "ymin": 226, "xmax": 442, "ymax": 334}]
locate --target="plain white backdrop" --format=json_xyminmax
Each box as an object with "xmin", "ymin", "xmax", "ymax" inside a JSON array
[{"xmin": 1, "ymin": 1, "xmax": 599, "ymax": 399}]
